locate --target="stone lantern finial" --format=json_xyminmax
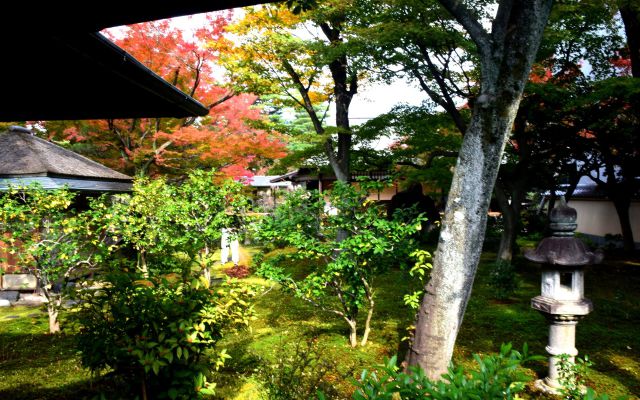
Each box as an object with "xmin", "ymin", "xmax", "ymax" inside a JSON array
[{"xmin": 548, "ymin": 196, "xmax": 577, "ymax": 237}]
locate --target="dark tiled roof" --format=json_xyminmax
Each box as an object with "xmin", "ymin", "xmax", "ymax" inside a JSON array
[{"xmin": 571, "ymin": 183, "xmax": 608, "ymax": 198}]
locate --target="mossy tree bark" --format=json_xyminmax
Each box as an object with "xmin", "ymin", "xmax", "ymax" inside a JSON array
[{"xmin": 407, "ymin": 0, "xmax": 553, "ymax": 379}]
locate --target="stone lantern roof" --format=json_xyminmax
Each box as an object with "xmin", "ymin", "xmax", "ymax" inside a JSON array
[{"xmin": 525, "ymin": 197, "xmax": 603, "ymax": 266}]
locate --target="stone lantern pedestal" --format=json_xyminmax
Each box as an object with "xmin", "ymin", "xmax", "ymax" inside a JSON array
[{"xmin": 525, "ymin": 198, "xmax": 602, "ymax": 393}]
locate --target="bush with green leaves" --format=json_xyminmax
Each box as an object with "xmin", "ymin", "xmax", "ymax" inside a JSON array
[
  {"xmin": 488, "ymin": 260, "xmax": 519, "ymax": 300},
  {"xmin": 103, "ymin": 170, "xmax": 249, "ymax": 279},
  {"xmin": 73, "ymin": 267, "xmax": 256, "ymax": 400},
  {"xmin": 257, "ymin": 181, "xmax": 424, "ymax": 347},
  {"xmin": 256, "ymin": 337, "xmax": 345, "ymax": 400},
  {"xmin": 0, "ymin": 183, "xmax": 109, "ymax": 333},
  {"xmin": 556, "ymin": 354, "xmax": 626, "ymax": 400},
  {"xmin": 402, "ymin": 249, "xmax": 433, "ymax": 311},
  {"xmin": 69, "ymin": 170, "xmax": 256, "ymax": 399},
  {"xmin": 352, "ymin": 343, "xmax": 543, "ymax": 399}
]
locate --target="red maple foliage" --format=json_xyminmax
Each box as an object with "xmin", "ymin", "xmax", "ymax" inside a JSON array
[
  {"xmin": 42, "ymin": 13, "xmax": 286, "ymax": 178},
  {"xmin": 223, "ymin": 264, "xmax": 251, "ymax": 279}
]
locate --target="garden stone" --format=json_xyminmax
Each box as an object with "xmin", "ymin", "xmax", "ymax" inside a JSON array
[
  {"xmin": 2, "ymin": 274, "xmax": 37, "ymax": 290},
  {"xmin": 0, "ymin": 299, "xmax": 10, "ymax": 307},
  {"xmin": 0, "ymin": 290, "xmax": 20, "ymax": 302},
  {"xmin": 16, "ymin": 293, "xmax": 47, "ymax": 305}
]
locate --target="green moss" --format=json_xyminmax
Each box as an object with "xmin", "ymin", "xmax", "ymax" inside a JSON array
[{"xmin": 1, "ymin": 249, "xmax": 639, "ymax": 399}]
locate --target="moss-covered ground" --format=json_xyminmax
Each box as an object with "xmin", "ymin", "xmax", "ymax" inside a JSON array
[{"xmin": 0, "ymin": 246, "xmax": 638, "ymax": 399}]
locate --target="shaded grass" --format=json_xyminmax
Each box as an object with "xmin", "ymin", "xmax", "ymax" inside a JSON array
[
  {"xmin": 0, "ymin": 306, "xmax": 95, "ymax": 400},
  {"xmin": 0, "ymin": 247, "xmax": 638, "ymax": 399}
]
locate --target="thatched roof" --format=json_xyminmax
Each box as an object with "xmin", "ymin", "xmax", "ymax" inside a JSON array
[{"xmin": 0, "ymin": 127, "xmax": 132, "ymax": 192}]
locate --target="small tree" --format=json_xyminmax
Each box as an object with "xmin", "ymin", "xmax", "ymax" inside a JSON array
[
  {"xmin": 72, "ymin": 171, "xmax": 255, "ymax": 399},
  {"xmin": 104, "ymin": 170, "xmax": 249, "ymax": 278},
  {"xmin": 0, "ymin": 184, "xmax": 106, "ymax": 333},
  {"xmin": 257, "ymin": 181, "xmax": 424, "ymax": 347},
  {"xmin": 170, "ymin": 170, "xmax": 250, "ymax": 281}
]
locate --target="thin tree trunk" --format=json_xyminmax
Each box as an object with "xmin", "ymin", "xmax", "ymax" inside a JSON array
[
  {"xmin": 346, "ymin": 318, "xmax": 358, "ymax": 348},
  {"xmin": 612, "ymin": 195, "xmax": 636, "ymax": 252},
  {"xmin": 203, "ymin": 245, "xmax": 211, "ymax": 283},
  {"xmin": 408, "ymin": 0, "xmax": 553, "ymax": 379},
  {"xmin": 48, "ymin": 301, "xmax": 60, "ymax": 334},
  {"xmin": 494, "ymin": 181, "xmax": 524, "ymax": 263},
  {"xmin": 141, "ymin": 373, "xmax": 148, "ymax": 400},
  {"xmin": 361, "ymin": 295, "xmax": 374, "ymax": 346},
  {"xmin": 320, "ymin": 21, "xmax": 356, "ymax": 183},
  {"xmin": 494, "ymin": 183, "xmax": 516, "ymax": 263}
]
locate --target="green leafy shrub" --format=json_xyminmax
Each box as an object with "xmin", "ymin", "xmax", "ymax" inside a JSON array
[
  {"xmin": 73, "ymin": 268, "xmax": 255, "ymax": 399},
  {"xmin": 352, "ymin": 343, "xmax": 542, "ymax": 399},
  {"xmin": 488, "ymin": 260, "xmax": 519, "ymax": 300},
  {"xmin": 69, "ymin": 171, "xmax": 256, "ymax": 399},
  {"xmin": 402, "ymin": 249, "xmax": 433, "ymax": 310},
  {"xmin": 556, "ymin": 354, "xmax": 627, "ymax": 400},
  {"xmin": 0, "ymin": 183, "xmax": 110, "ymax": 333},
  {"xmin": 557, "ymin": 354, "xmax": 593, "ymax": 400},
  {"xmin": 255, "ymin": 253, "xmax": 289, "ymax": 281},
  {"xmin": 257, "ymin": 181, "xmax": 425, "ymax": 347},
  {"xmin": 256, "ymin": 338, "xmax": 345, "ymax": 400}
]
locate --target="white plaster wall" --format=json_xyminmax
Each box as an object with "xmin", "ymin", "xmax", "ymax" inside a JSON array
[
  {"xmin": 367, "ymin": 186, "xmax": 398, "ymax": 201},
  {"xmin": 566, "ymin": 199, "xmax": 640, "ymax": 239}
]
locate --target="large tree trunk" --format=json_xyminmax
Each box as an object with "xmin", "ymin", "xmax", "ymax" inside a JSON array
[
  {"xmin": 620, "ymin": 2, "xmax": 640, "ymax": 78},
  {"xmin": 407, "ymin": 0, "xmax": 553, "ymax": 379}
]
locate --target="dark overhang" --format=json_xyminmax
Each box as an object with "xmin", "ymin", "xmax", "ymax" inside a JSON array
[{"xmin": 0, "ymin": 0, "xmax": 272, "ymax": 122}]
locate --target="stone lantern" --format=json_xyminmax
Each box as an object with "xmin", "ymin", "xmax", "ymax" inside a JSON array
[{"xmin": 525, "ymin": 197, "xmax": 603, "ymax": 393}]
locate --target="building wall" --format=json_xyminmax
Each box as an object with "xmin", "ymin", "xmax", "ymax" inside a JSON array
[
  {"xmin": 566, "ymin": 199, "xmax": 640, "ymax": 242},
  {"xmin": 366, "ymin": 185, "xmax": 398, "ymax": 201}
]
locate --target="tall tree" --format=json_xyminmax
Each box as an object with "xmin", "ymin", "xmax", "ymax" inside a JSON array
[
  {"xmin": 572, "ymin": 77, "xmax": 640, "ymax": 251},
  {"xmin": 490, "ymin": 0, "xmax": 625, "ymax": 262},
  {"xmin": 217, "ymin": 2, "xmax": 362, "ymax": 182},
  {"xmin": 619, "ymin": 0, "xmax": 640, "ymax": 77},
  {"xmin": 406, "ymin": 0, "xmax": 554, "ymax": 378},
  {"xmin": 43, "ymin": 15, "xmax": 286, "ymax": 178}
]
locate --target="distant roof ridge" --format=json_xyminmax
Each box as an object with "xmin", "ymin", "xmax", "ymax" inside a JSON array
[{"xmin": 8, "ymin": 125, "xmax": 33, "ymax": 134}]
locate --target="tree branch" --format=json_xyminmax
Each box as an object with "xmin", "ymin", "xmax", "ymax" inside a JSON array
[
  {"xmin": 437, "ymin": 0, "xmax": 491, "ymax": 60},
  {"xmin": 282, "ymin": 58, "xmax": 326, "ymax": 135},
  {"xmin": 207, "ymin": 90, "xmax": 236, "ymax": 109},
  {"xmin": 418, "ymin": 43, "xmax": 467, "ymax": 133},
  {"xmin": 490, "ymin": 0, "xmax": 515, "ymax": 47}
]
